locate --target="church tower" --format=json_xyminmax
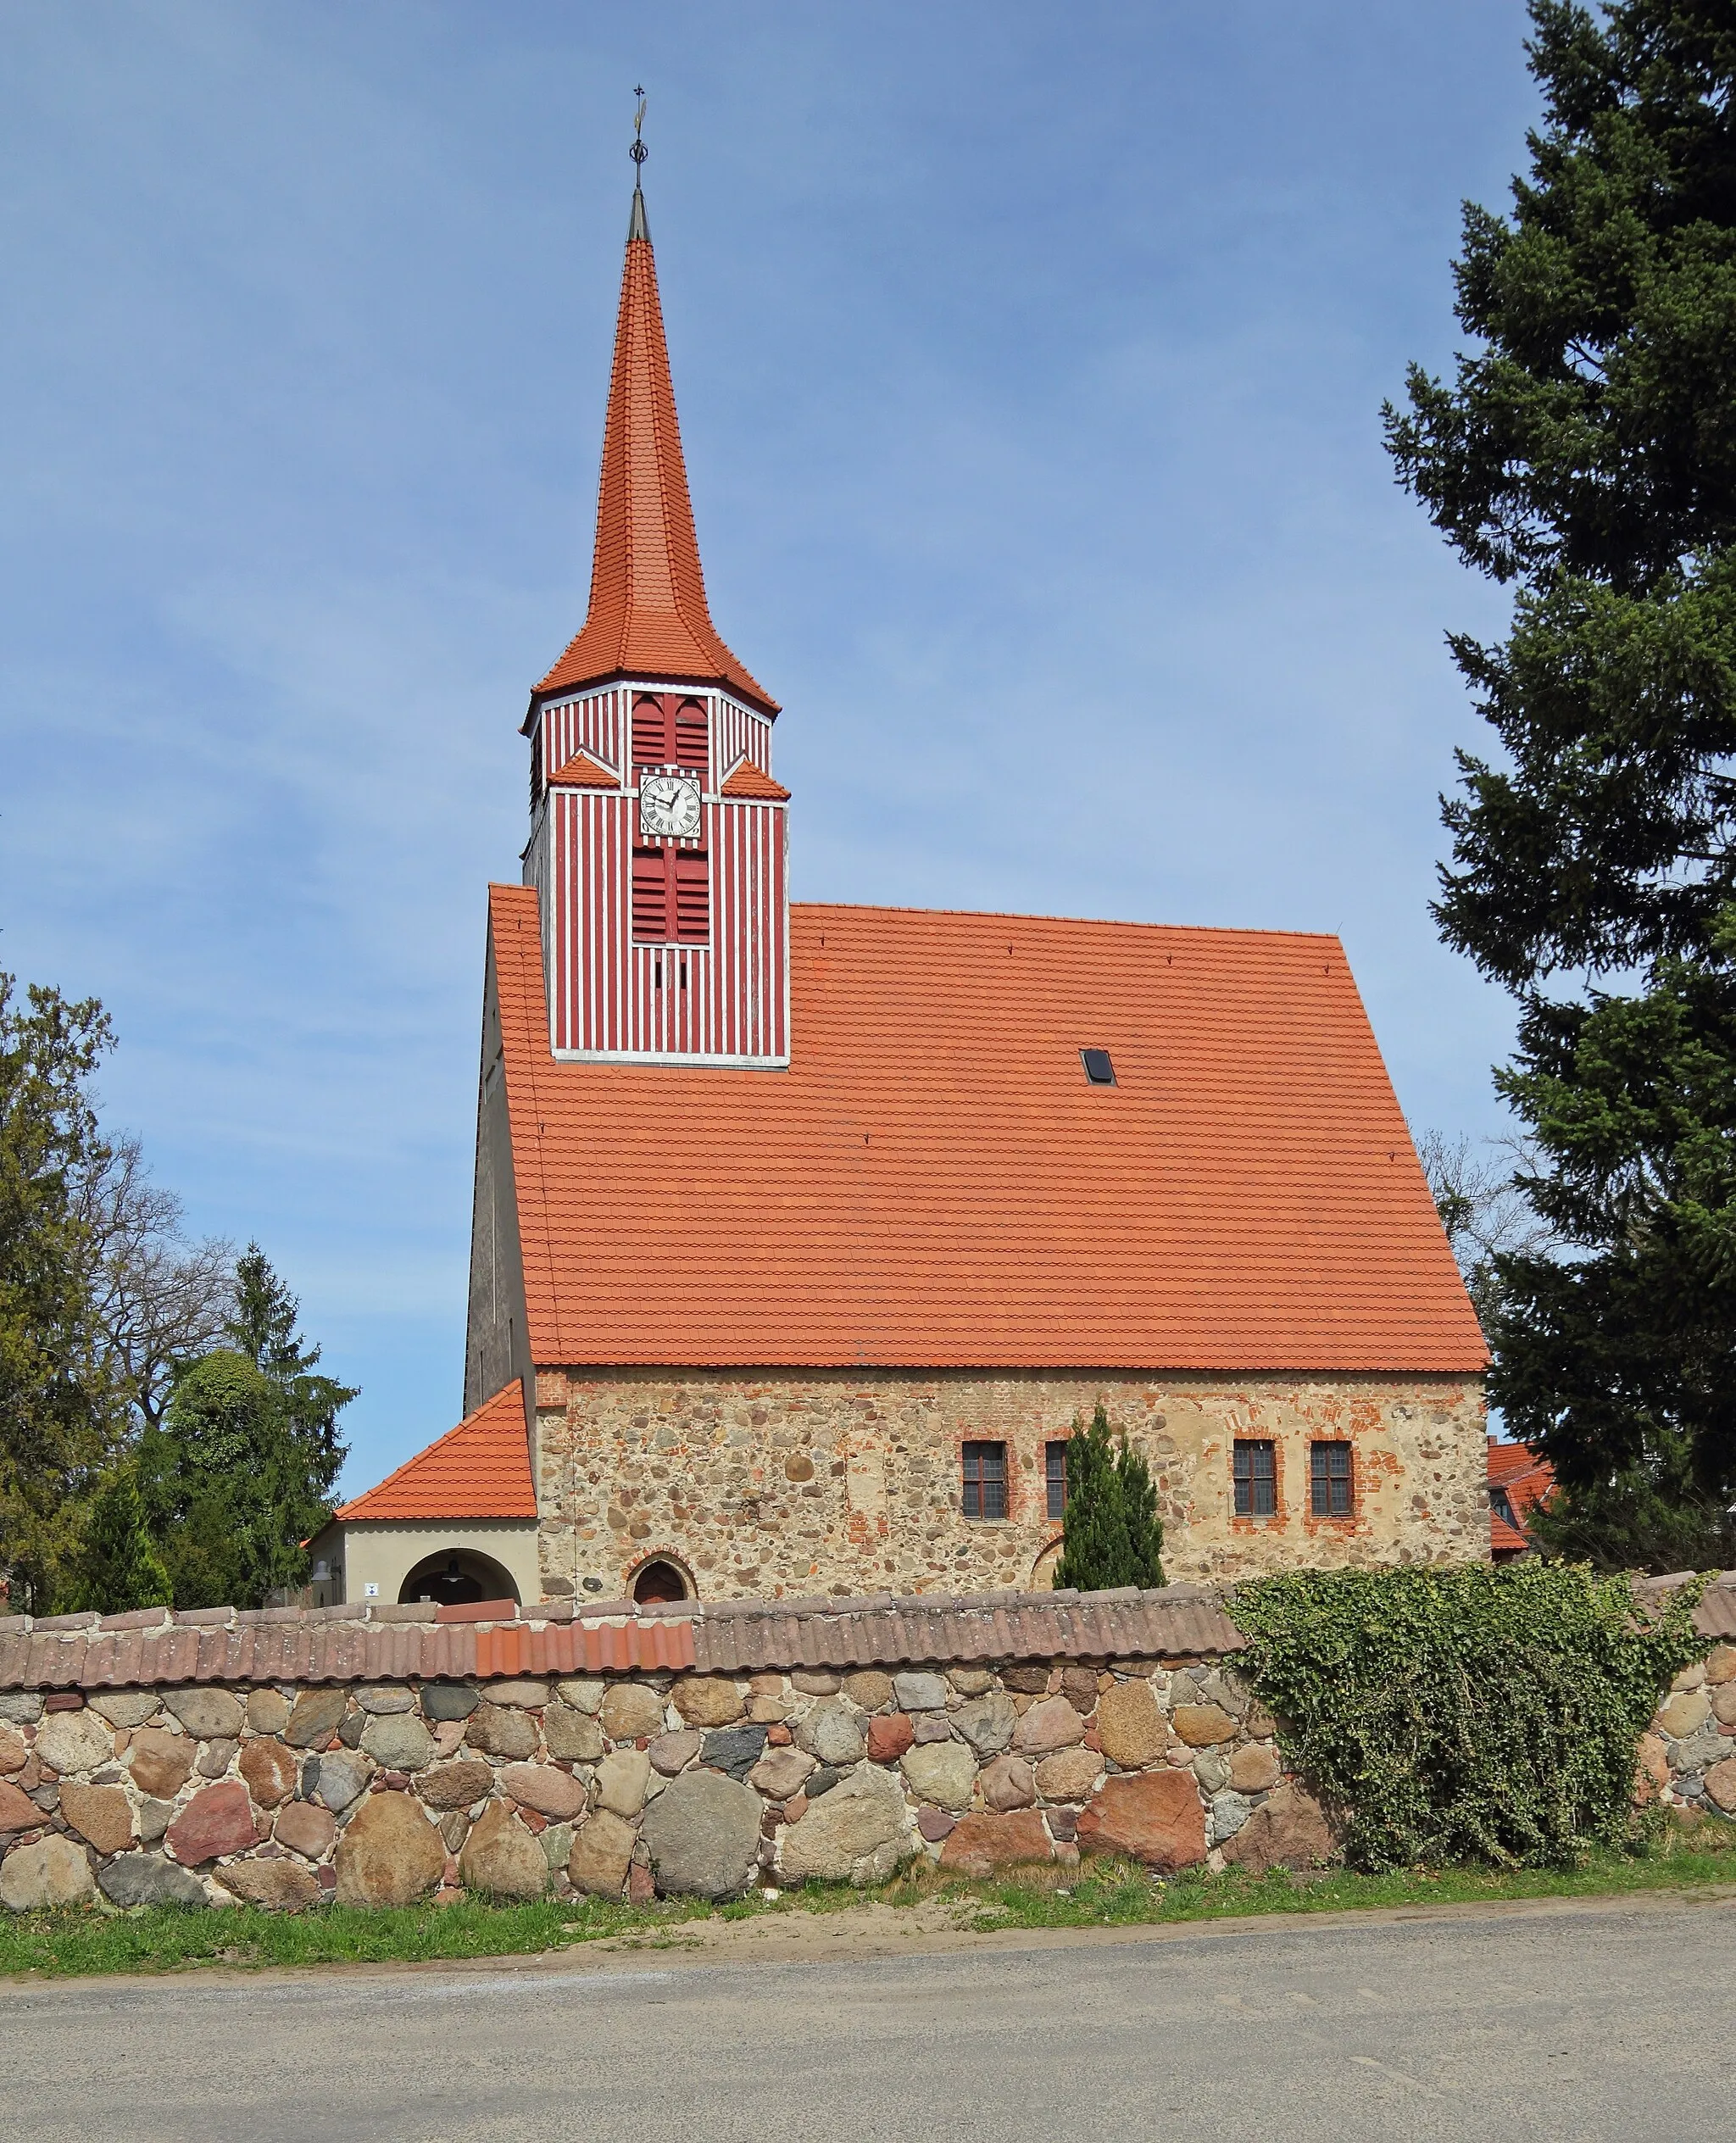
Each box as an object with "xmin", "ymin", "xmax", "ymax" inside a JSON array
[{"xmin": 520, "ymin": 154, "xmax": 790, "ymax": 1067}]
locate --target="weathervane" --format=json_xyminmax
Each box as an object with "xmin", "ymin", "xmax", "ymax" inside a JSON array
[{"xmin": 631, "ymin": 88, "xmax": 648, "ymax": 181}]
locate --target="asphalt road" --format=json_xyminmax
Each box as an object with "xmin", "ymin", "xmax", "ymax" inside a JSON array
[{"xmin": 5, "ymin": 1897, "xmax": 1731, "ymax": 2142}]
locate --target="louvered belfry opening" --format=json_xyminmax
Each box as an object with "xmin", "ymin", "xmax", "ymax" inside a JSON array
[
  {"xmin": 632, "ymin": 843, "xmax": 709, "ymax": 943},
  {"xmin": 632, "ymin": 691, "xmax": 708, "ymax": 774}
]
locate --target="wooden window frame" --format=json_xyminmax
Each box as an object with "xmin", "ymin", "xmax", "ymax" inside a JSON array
[
  {"xmin": 961, "ymin": 1440, "xmax": 1008, "ymax": 1522},
  {"xmin": 1045, "ymin": 1439, "xmax": 1069, "ymax": 1522},
  {"xmin": 1310, "ymin": 1440, "xmax": 1354, "ymax": 1519},
  {"xmin": 1232, "ymin": 1439, "xmax": 1277, "ymax": 1518}
]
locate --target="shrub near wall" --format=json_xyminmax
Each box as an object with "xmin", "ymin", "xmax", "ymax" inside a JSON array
[{"xmin": 1232, "ymin": 1563, "xmax": 1714, "ymax": 1871}]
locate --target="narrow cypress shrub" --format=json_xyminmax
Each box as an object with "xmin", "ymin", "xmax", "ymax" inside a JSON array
[
  {"xmin": 1052, "ymin": 1403, "xmax": 1165, "ymax": 1590},
  {"xmin": 65, "ymin": 1469, "xmax": 170, "ymax": 1615}
]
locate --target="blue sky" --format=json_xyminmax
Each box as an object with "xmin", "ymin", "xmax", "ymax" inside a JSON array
[{"xmin": 2, "ymin": 1, "xmax": 1538, "ymax": 1495}]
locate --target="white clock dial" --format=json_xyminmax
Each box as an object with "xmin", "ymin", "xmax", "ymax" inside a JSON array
[{"xmin": 639, "ymin": 774, "xmax": 702, "ymax": 840}]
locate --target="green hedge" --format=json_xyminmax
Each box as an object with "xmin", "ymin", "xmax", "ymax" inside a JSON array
[{"xmin": 1230, "ymin": 1563, "xmax": 1707, "ymax": 1872}]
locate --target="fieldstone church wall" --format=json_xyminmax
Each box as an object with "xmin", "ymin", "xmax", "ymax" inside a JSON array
[
  {"xmin": 531, "ymin": 1367, "xmax": 1488, "ymax": 1603},
  {"xmin": 2, "ymin": 1578, "xmax": 1729, "ymax": 1913}
]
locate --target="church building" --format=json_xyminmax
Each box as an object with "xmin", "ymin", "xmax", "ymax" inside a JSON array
[{"xmin": 314, "ymin": 163, "xmax": 1488, "ymax": 1613}]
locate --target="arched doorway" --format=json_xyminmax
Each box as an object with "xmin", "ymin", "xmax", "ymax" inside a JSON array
[
  {"xmin": 631, "ymin": 1557, "xmax": 692, "ymax": 1605},
  {"xmin": 398, "ymin": 1547, "xmax": 520, "ymax": 1608}
]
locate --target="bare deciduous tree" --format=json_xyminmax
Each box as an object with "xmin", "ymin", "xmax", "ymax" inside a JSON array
[
  {"xmin": 74, "ymin": 1135, "xmax": 235, "ymax": 1427},
  {"xmin": 1414, "ymin": 1127, "xmax": 1555, "ymax": 1333}
]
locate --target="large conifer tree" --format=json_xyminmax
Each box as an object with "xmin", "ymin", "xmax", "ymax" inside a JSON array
[
  {"xmin": 1386, "ymin": 2, "xmax": 1736, "ymax": 1565},
  {"xmin": 1052, "ymin": 1405, "xmax": 1165, "ymax": 1591}
]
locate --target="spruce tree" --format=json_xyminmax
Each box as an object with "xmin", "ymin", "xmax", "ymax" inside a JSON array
[
  {"xmin": 66, "ymin": 1469, "xmax": 170, "ymax": 1615},
  {"xmin": 1385, "ymin": 2, "xmax": 1736, "ymax": 1567},
  {"xmin": 1052, "ymin": 1404, "xmax": 1166, "ymax": 1591}
]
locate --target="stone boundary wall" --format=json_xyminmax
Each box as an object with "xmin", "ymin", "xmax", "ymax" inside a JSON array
[{"xmin": 0, "ymin": 1576, "xmax": 1730, "ymax": 1914}]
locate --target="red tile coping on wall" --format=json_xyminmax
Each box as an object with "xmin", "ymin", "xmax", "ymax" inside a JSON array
[{"xmin": 1, "ymin": 1573, "xmax": 1728, "ymax": 1693}]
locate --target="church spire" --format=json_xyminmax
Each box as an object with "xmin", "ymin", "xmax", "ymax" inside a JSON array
[{"xmin": 532, "ymin": 102, "xmax": 776, "ymax": 715}]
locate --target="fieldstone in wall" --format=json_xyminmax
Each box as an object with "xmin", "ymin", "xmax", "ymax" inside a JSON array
[
  {"xmin": 748, "ymin": 1745, "xmax": 814, "ymax": 1800},
  {"xmin": 865, "ymin": 1714, "xmax": 914, "ymax": 1764},
  {"xmin": 137, "ymin": 1798, "xmax": 174, "ymax": 1846},
  {"xmin": 1658, "ymin": 1689, "xmax": 1711, "ymax": 1739},
  {"xmin": 1192, "ymin": 1750, "xmax": 1232, "ymax": 1796},
  {"xmin": 1012, "ymin": 1695, "xmax": 1084, "ymax": 1756},
  {"xmin": 673, "ymin": 1677, "xmax": 743, "ymax": 1728},
  {"xmin": 418, "ymin": 1758, "xmax": 495, "ymax": 1812},
  {"xmin": 900, "ymin": 1741, "xmax": 976, "ymax": 1812},
  {"xmin": 599, "ymin": 1684, "xmax": 665, "ymax": 1743},
  {"xmin": 1672, "ymin": 1728, "xmax": 1726, "ymax": 1776},
  {"xmin": 356, "ymin": 1686, "xmax": 416, "ymax": 1715},
  {"xmin": 58, "ymin": 1782, "xmax": 133, "ymax": 1856},
  {"xmin": 542, "ymin": 1822, "xmax": 574, "ymax": 1871},
  {"xmin": 948, "ymin": 1668, "xmax": 993, "ymax": 1697},
  {"xmin": 979, "ymin": 1755, "xmax": 1037, "ymax": 1811},
  {"xmin": 167, "ymin": 1781, "xmax": 257, "ymax": 1865},
  {"xmin": 700, "ymin": 1725, "xmax": 768, "ymax": 1782},
  {"xmin": 1172, "ymin": 1704, "xmax": 1237, "ymax": 1748},
  {"xmin": 892, "ymin": 1673, "xmax": 949, "ymax": 1712},
  {"xmin": 778, "ymin": 1763, "xmax": 910, "ymax": 1886},
  {"xmin": 285, "ymin": 1688, "xmax": 348, "ymax": 1748},
  {"xmin": 197, "ymin": 1737, "xmax": 239, "ymax": 1778},
  {"xmin": 1705, "ymin": 1645, "xmax": 1736, "ymax": 1686},
  {"xmin": 421, "ymin": 1682, "xmax": 481, "ymax": 1722},
  {"xmin": 502, "ymin": 1762, "xmax": 587, "ymax": 1823},
  {"xmin": 245, "ymin": 1688, "xmax": 292, "ymax": 1735},
  {"xmin": 487, "ymin": 1679, "xmax": 550, "ymax": 1708},
  {"xmin": 463, "ymin": 1702, "xmax": 539, "ymax": 1761},
  {"xmin": 34, "ymin": 1709, "xmax": 114, "ymax": 1778},
  {"xmin": 360, "ymin": 1712, "xmax": 436, "ymax": 1771},
  {"xmin": 1712, "ymin": 1683, "xmax": 1736, "ymax": 1727},
  {"xmin": 275, "ymin": 1801, "xmax": 337, "ymax": 1860},
  {"xmin": 1635, "ymin": 1734, "xmax": 1672, "ymax": 1803},
  {"xmin": 543, "ymin": 1703, "xmax": 607, "ymax": 1762},
  {"xmin": 649, "ymin": 1729, "xmax": 702, "ymax": 1776},
  {"xmin": 791, "ymin": 1669, "xmax": 842, "ymax": 1695},
  {"xmin": 797, "ymin": 1699, "xmax": 867, "ymax": 1767},
  {"xmin": 597, "ymin": 1750, "xmax": 652, "ymax": 1817},
  {"xmin": 1077, "ymin": 1771, "xmax": 1208, "ymax": 1871},
  {"xmin": 459, "ymin": 1802, "xmax": 548, "ymax": 1899},
  {"xmin": 842, "ymin": 1671, "xmax": 893, "ymax": 1711},
  {"xmin": 556, "ymin": 1678, "xmax": 607, "ymax": 1713},
  {"xmin": 939, "ymin": 1810, "xmax": 1053, "ymax": 1876},
  {"xmin": 1097, "ymin": 1682, "xmax": 1166, "ymax": 1768},
  {"xmin": 1705, "ymin": 1759, "xmax": 1736, "ymax": 1815},
  {"xmin": 0, "ymin": 1726, "xmax": 25, "ymax": 1773},
  {"xmin": 219, "ymin": 1860, "xmax": 324, "ymax": 1911},
  {"xmin": 0, "ymin": 1695, "xmax": 43, "ymax": 1725},
  {"xmin": 953, "ymin": 1690, "xmax": 1016, "ymax": 1756},
  {"xmin": 1, "ymin": 1835, "xmax": 96, "ymax": 1911},
  {"xmin": 1034, "ymin": 1748, "xmax": 1101, "ymax": 1803},
  {"xmin": 1210, "ymin": 1791, "xmax": 1254, "ymax": 1844},
  {"xmin": 161, "ymin": 1688, "xmax": 244, "ymax": 1741},
  {"xmin": 642, "ymin": 1769, "xmax": 762, "ymax": 1901},
  {"xmin": 0, "ymin": 1778, "xmax": 42, "ymax": 1832},
  {"xmin": 1221, "ymin": 1783, "xmax": 1338, "ymax": 1874},
  {"xmin": 87, "ymin": 1692, "xmax": 160, "ymax": 1730},
  {"xmin": 238, "ymin": 1739, "xmax": 298, "ymax": 1809},
  {"xmin": 98, "ymin": 1852, "xmax": 208, "ymax": 1909},
  {"xmin": 568, "ymin": 1808, "xmax": 637, "ymax": 1897},
  {"xmin": 334, "ymin": 1791, "xmax": 446, "ymax": 1906},
  {"xmin": 313, "ymin": 1751, "xmax": 371, "ymax": 1812},
  {"xmin": 1229, "ymin": 1744, "xmax": 1282, "ymax": 1795}
]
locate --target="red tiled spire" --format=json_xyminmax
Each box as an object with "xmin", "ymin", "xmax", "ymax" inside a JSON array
[{"xmin": 533, "ymin": 186, "xmax": 777, "ymax": 715}]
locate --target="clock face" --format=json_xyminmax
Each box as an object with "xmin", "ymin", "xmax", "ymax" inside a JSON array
[{"xmin": 639, "ymin": 773, "xmax": 702, "ymax": 840}]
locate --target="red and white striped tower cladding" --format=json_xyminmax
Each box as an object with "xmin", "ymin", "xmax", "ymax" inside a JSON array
[{"xmin": 521, "ymin": 159, "xmax": 790, "ymax": 1066}]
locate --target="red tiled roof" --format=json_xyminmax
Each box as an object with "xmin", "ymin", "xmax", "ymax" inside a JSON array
[
  {"xmin": 489, "ymin": 886, "xmax": 1488, "ymax": 1373},
  {"xmin": 550, "ymin": 749, "xmax": 619, "ymax": 790},
  {"xmin": 532, "ymin": 210, "xmax": 776, "ymax": 715},
  {"xmin": 337, "ymin": 1382, "xmax": 536, "ymax": 1522},
  {"xmin": 1488, "ymin": 1439, "xmax": 1555, "ymax": 1554},
  {"xmin": 720, "ymin": 757, "xmax": 791, "ymax": 802}
]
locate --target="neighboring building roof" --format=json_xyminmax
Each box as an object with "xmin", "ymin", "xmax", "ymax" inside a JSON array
[
  {"xmin": 720, "ymin": 757, "xmax": 791, "ymax": 802},
  {"xmin": 488, "ymin": 884, "xmax": 1488, "ymax": 1374},
  {"xmin": 550, "ymin": 749, "xmax": 619, "ymax": 790},
  {"xmin": 1488, "ymin": 1438, "xmax": 1555, "ymax": 1556},
  {"xmin": 531, "ymin": 194, "xmax": 777, "ymax": 716},
  {"xmin": 336, "ymin": 1381, "xmax": 536, "ymax": 1522}
]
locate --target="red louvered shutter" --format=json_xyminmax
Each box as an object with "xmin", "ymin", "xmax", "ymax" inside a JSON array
[
  {"xmin": 674, "ymin": 849, "xmax": 709, "ymax": 942},
  {"xmin": 632, "ymin": 847, "xmax": 671, "ymax": 941},
  {"xmin": 632, "ymin": 693, "xmax": 671, "ymax": 770},
  {"xmin": 673, "ymin": 697, "xmax": 708, "ymax": 772}
]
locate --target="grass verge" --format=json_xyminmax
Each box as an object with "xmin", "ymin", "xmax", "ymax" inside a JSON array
[{"xmin": 3, "ymin": 1817, "xmax": 1731, "ymax": 1980}]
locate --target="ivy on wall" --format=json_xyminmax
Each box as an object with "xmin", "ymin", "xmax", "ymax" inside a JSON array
[{"xmin": 1232, "ymin": 1564, "xmax": 1707, "ymax": 1872}]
